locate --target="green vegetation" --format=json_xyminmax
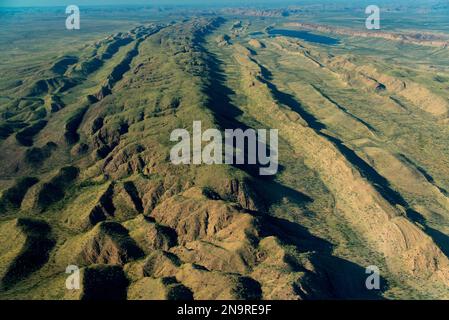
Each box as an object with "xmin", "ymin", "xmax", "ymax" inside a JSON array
[{"xmin": 0, "ymin": 3, "xmax": 449, "ymax": 300}]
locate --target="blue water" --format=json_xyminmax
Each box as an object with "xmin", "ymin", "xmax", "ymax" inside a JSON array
[
  {"xmin": 267, "ymin": 29, "xmax": 340, "ymax": 45},
  {"xmin": 249, "ymin": 31, "xmax": 265, "ymax": 36}
]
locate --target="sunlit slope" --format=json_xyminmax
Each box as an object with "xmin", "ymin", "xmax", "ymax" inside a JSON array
[
  {"xmin": 207, "ymin": 19, "xmax": 449, "ymax": 298},
  {"xmin": 1, "ymin": 16, "xmax": 449, "ymax": 300}
]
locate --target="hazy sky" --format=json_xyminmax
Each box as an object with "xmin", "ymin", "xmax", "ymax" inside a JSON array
[
  {"xmin": 0, "ymin": 0, "xmax": 431, "ymax": 8},
  {"xmin": 0, "ymin": 0, "xmax": 345, "ymax": 8},
  {"xmin": 0, "ymin": 0, "xmax": 299, "ymax": 7}
]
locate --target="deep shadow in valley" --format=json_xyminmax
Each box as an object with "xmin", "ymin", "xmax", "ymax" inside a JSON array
[{"xmin": 198, "ymin": 21, "xmax": 387, "ymax": 300}]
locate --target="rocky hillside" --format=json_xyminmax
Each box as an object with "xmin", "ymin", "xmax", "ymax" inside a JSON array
[{"xmin": 1, "ymin": 15, "xmax": 449, "ymax": 300}]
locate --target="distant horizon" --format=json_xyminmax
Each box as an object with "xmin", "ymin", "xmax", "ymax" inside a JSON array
[
  {"xmin": 0, "ymin": 0, "xmax": 304, "ymax": 8},
  {"xmin": 0, "ymin": 0, "xmax": 432, "ymax": 8}
]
